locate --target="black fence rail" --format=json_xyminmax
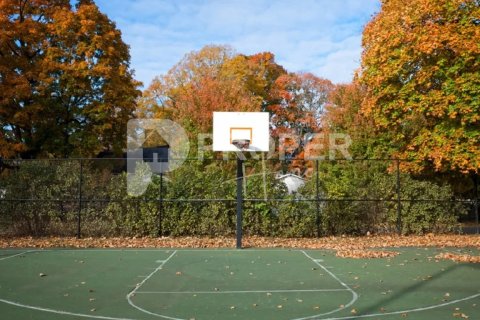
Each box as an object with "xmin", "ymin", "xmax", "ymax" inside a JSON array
[{"xmin": 0, "ymin": 158, "xmax": 478, "ymax": 237}]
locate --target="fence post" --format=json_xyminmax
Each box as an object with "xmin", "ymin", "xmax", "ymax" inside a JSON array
[
  {"xmin": 474, "ymin": 174, "xmax": 479, "ymax": 235},
  {"xmin": 77, "ymin": 159, "xmax": 83, "ymax": 239},
  {"xmin": 135, "ymin": 199, "xmax": 139, "ymax": 221},
  {"xmin": 315, "ymin": 160, "xmax": 321, "ymax": 237},
  {"xmin": 158, "ymin": 172, "xmax": 163, "ymax": 237},
  {"xmin": 396, "ymin": 159, "xmax": 402, "ymax": 235}
]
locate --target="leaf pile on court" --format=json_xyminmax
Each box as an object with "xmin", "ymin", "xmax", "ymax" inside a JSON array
[
  {"xmin": 1, "ymin": 235, "xmax": 479, "ymax": 262},
  {"xmin": 335, "ymin": 249, "xmax": 399, "ymax": 259},
  {"xmin": 435, "ymin": 252, "xmax": 480, "ymax": 263}
]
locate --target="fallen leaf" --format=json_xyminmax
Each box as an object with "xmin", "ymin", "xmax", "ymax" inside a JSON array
[
  {"xmin": 453, "ymin": 312, "xmax": 469, "ymax": 319},
  {"xmin": 1, "ymin": 235, "xmax": 480, "ymax": 250}
]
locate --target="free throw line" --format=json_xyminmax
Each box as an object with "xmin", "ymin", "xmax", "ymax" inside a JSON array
[{"xmin": 136, "ymin": 289, "xmax": 350, "ymax": 294}]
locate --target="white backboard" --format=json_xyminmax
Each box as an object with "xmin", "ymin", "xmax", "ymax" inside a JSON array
[{"xmin": 213, "ymin": 112, "xmax": 270, "ymax": 152}]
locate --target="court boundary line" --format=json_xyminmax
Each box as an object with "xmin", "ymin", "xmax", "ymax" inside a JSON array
[
  {"xmin": 295, "ymin": 251, "xmax": 359, "ymax": 320},
  {"xmin": 323, "ymin": 293, "xmax": 480, "ymax": 320},
  {"xmin": 0, "ymin": 299, "xmax": 137, "ymax": 320},
  {"xmin": 136, "ymin": 289, "xmax": 350, "ymax": 294},
  {"xmin": 0, "ymin": 250, "xmax": 41, "ymax": 261},
  {"xmin": 19, "ymin": 249, "xmax": 305, "ymax": 252}
]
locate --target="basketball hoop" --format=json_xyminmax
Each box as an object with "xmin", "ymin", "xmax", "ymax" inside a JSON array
[
  {"xmin": 212, "ymin": 112, "xmax": 269, "ymax": 152},
  {"xmin": 212, "ymin": 112, "xmax": 270, "ymax": 249},
  {"xmin": 231, "ymin": 139, "xmax": 250, "ymax": 150}
]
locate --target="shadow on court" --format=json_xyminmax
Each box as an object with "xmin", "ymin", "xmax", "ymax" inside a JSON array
[{"xmin": 353, "ymin": 256, "xmax": 480, "ymax": 318}]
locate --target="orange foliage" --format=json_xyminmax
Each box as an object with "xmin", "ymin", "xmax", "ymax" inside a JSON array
[
  {"xmin": 140, "ymin": 46, "xmax": 287, "ymax": 136},
  {"xmin": 269, "ymin": 73, "xmax": 334, "ymax": 160},
  {"xmin": 0, "ymin": 0, "xmax": 140, "ymax": 158},
  {"xmin": 360, "ymin": 0, "xmax": 480, "ymax": 173}
]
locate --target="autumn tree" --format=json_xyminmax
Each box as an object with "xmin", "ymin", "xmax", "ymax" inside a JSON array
[
  {"xmin": 360, "ymin": 0, "xmax": 480, "ymax": 173},
  {"xmin": 269, "ymin": 72, "xmax": 334, "ymax": 158},
  {"xmin": 0, "ymin": 0, "xmax": 140, "ymax": 158},
  {"xmin": 221, "ymin": 52, "xmax": 286, "ymax": 111},
  {"xmin": 139, "ymin": 46, "xmax": 286, "ymax": 135},
  {"xmin": 322, "ymin": 82, "xmax": 382, "ymax": 158}
]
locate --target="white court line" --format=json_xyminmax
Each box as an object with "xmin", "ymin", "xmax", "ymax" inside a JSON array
[
  {"xmin": 294, "ymin": 251, "xmax": 359, "ymax": 320},
  {"xmin": 0, "ymin": 250, "xmax": 38, "ymax": 261},
  {"xmin": 2, "ymin": 249, "xmax": 477, "ymax": 320},
  {"xmin": 126, "ymin": 251, "xmax": 183, "ymax": 320},
  {"xmin": 48, "ymin": 248, "xmax": 304, "ymax": 252},
  {"xmin": 136, "ymin": 289, "xmax": 350, "ymax": 294},
  {"xmin": 0, "ymin": 299, "xmax": 137, "ymax": 320},
  {"xmin": 0, "ymin": 249, "xmax": 139, "ymax": 320},
  {"xmin": 323, "ymin": 293, "xmax": 480, "ymax": 320}
]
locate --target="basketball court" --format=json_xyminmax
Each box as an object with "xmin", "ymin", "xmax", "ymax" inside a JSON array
[
  {"xmin": 0, "ymin": 247, "xmax": 479, "ymax": 319},
  {"xmin": 1, "ymin": 114, "xmax": 479, "ymax": 319}
]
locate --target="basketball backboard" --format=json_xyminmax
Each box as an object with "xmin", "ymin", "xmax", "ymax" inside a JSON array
[{"xmin": 213, "ymin": 112, "xmax": 269, "ymax": 152}]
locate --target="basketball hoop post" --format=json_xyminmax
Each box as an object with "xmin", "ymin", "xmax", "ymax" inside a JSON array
[
  {"xmin": 232, "ymin": 139, "xmax": 250, "ymax": 249},
  {"xmin": 236, "ymin": 156, "xmax": 244, "ymax": 249},
  {"xmin": 212, "ymin": 112, "xmax": 270, "ymax": 249}
]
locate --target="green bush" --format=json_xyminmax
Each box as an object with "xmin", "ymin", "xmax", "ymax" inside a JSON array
[
  {"xmin": 391, "ymin": 175, "xmax": 465, "ymax": 235},
  {"xmin": 275, "ymin": 198, "xmax": 318, "ymax": 237},
  {"xmin": 241, "ymin": 162, "xmax": 289, "ymax": 236},
  {"xmin": 0, "ymin": 159, "xmax": 468, "ymax": 237},
  {"xmin": 0, "ymin": 160, "xmax": 80, "ymax": 235},
  {"xmin": 301, "ymin": 160, "xmax": 467, "ymax": 235},
  {"xmin": 163, "ymin": 161, "xmax": 236, "ymax": 236}
]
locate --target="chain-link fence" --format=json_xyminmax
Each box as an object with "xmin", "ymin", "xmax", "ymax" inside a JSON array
[{"xmin": 0, "ymin": 158, "xmax": 477, "ymax": 237}]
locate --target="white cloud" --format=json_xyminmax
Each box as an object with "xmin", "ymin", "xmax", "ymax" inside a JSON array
[
  {"xmin": 96, "ymin": 0, "xmax": 380, "ymax": 87},
  {"xmin": 313, "ymin": 36, "xmax": 363, "ymax": 84}
]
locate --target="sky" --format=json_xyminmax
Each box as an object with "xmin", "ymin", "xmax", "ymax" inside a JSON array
[{"xmin": 95, "ymin": 0, "xmax": 380, "ymax": 88}]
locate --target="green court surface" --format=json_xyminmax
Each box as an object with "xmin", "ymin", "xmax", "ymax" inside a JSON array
[{"xmin": 0, "ymin": 248, "xmax": 479, "ymax": 319}]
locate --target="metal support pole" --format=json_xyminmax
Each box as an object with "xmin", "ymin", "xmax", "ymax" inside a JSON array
[
  {"xmin": 77, "ymin": 159, "xmax": 83, "ymax": 239},
  {"xmin": 315, "ymin": 160, "xmax": 321, "ymax": 237},
  {"xmin": 236, "ymin": 157, "xmax": 244, "ymax": 249},
  {"xmin": 261, "ymin": 152, "xmax": 267, "ymax": 201},
  {"xmin": 396, "ymin": 159, "xmax": 402, "ymax": 235},
  {"xmin": 158, "ymin": 172, "xmax": 164, "ymax": 237}
]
